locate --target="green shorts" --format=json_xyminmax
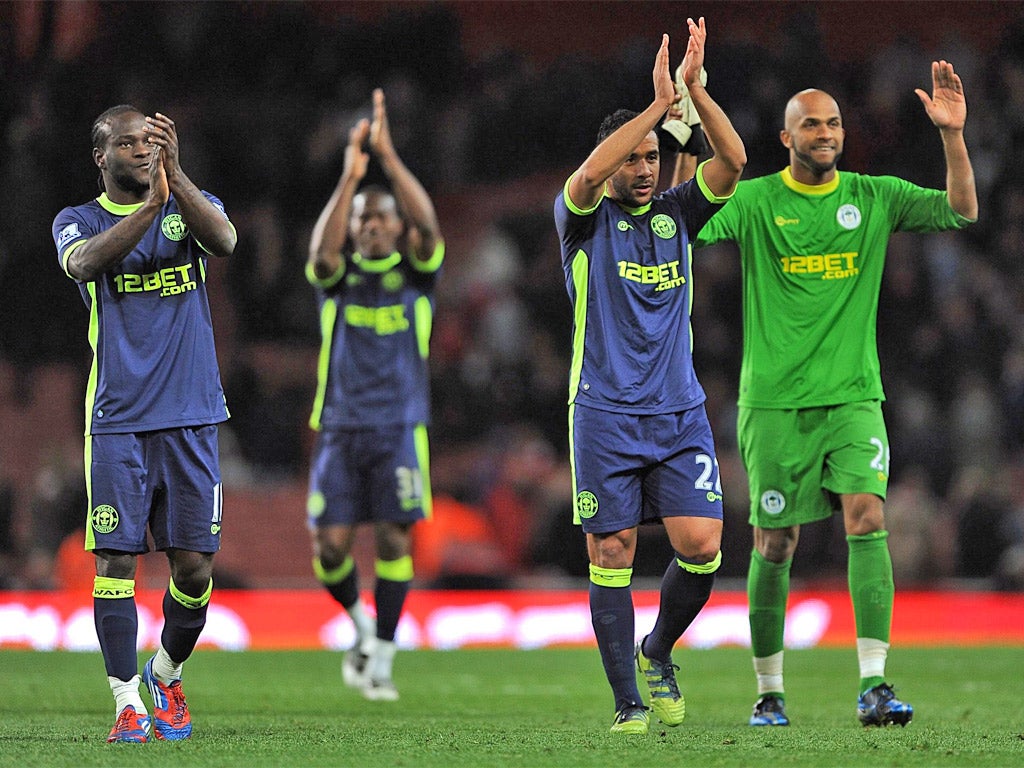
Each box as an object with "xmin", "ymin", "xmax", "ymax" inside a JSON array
[{"xmin": 737, "ymin": 400, "xmax": 889, "ymax": 528}]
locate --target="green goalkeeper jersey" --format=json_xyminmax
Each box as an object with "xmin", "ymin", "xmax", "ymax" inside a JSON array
[{"xmin": 697, "ymin": 167, "xmax": 971, "ymax": 409}]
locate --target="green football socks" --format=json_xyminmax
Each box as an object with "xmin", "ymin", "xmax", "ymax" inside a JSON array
[
  {"xmin": 747, "ymin": 549, "xmax": 789, "ymax": 659},
  {"xmin": 748, "ymin": 549, "xmax": 790, "ymax": 697},
  {"xmin": 848, "ymin": 531, "xmax": 894, "ymax": 693}
]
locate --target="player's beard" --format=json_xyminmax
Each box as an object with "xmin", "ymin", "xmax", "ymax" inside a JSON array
[
  {"xmin": 109, "ymin": 168, "xmax": 150, "ymax": 197},
  {"xmin": 793, "ymin": 145, "xmax": 842, "ymax": 177},
  {"xmin": 609, "ymin": 175, "xmax": 652, "ymax": 208}
]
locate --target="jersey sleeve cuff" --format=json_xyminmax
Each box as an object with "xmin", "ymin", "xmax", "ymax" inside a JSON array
[
  {"xmin": 695, "ymin": 160, "xmax": 734, "ymax": 204},
  {"xmin": 409, "ymin": 240, "xmax": 445, "ymax": 273},
  {"xmin": 60, "ymin": 239, "xmax": 87, "ymax": 278},
  {"xmin": 305, "ymin": 259, "xmax": 346, "ymax": 288},
  {"xmin": 563, "ymin": 173, "xmax": 602, "ymax": 216}
]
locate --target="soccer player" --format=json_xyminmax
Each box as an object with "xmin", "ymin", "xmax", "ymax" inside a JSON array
[
  {"xmin": 305, "ymin": 88, "xmax": 443, "ymax": 702},
  {"xmin": 554, "ymin": 19, "xmax": 745, "ymax": 734},
  {"xmin": 692, "ymin": 61, "xmax": 978, "ymax": 727},
  {"xmin": 52, "ymin": 105, "xmax": 236, "ymax": 742}
]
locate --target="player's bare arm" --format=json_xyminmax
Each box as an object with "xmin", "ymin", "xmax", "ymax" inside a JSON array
[
  {"xmin": 681, "ymin": 17, "xmax": 746, "ymax": 197},
  {"xmin": 915, "ymin": 60, "xmax": 978, "ymax": 220},
  {"xmin": 144, "ymin": 112, "xmax": 236, "ymax": 258},
  {"xmin": 66, "ymin": 143, "xmax": 168, "ymax": 282},
  {"xmin": 309, "ymin": 119, "xmax": 370, "ymax": 280},
  {"xmin": 569, "ymin": 33, "xmax": 675, "ymax": 210},
  {"xmin": 369, "ymin": 89, "xmax": 442, "ymax": 261}
]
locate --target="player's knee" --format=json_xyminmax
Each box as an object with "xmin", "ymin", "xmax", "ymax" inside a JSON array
[
  {"xmin": 375, "ymin": 523, "xmax": 412, "ymax": 561},
  {"xmin": 314, "ymin": 526, "xmax": 353, "ymax": 567},
  {"xmin": 754, "ymin": 526, "xmax": 797, "ymax": 563},
  {"xmin": 588, "ymin": 531, "xmax": 634, "ymax": 569},
  {"xmin": 171, "ymin": 573, "xmax": 212, "ymax": 598},
  {"xmin": 316, "ymin": 542, "xmax": 350, "ymax": 570},
  {"xmin": 845, "ymin": 509, "xmax": 885, "ymax": 536},
  {"xmin": 668, "ymin": 525, "xmax": 721, "ymax": 564},
  {"xmin": 677, "ymin": 541, "xmax": 721, "ymax": 565},
  {"xmin": 759, "ymin": 537, "xmax": 795, "ymax": 563},
  {"xmin": 167, "ymin": 551, "xmax": 214, "ymax": 595},
  {"xmin": 842, "ymin": 493, "xmax": 885, "ymax": 535},
  {"xmin": 94, "ymin": 550, "xmax": 137, "ymax": 580}
]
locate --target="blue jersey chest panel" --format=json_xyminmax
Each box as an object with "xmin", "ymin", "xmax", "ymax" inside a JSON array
[
  {"xmin": 555, "ymin": 180, "xmax": 720, "ymax": 414},
  {"xmin": 52, "ymin": 194, "xmax": 230, "ymax": 434}
]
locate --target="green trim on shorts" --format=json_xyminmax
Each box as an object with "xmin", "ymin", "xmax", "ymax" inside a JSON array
[
  {"xmin": 568, "ymin": 404, "xmax": 581, "ymax": 524},
  {"xmin": 309, "ymin": 300, "xmax": 339, "ymax": 431},
  {"xmin": 84, "ymin": 435, "xmax": 96, "ymax": 550},
  {"xmin": 738, "ymin": 400, "xmax": 889, "ymax": 528},
  {"xmin": 414, "ymin": 423, "xmax": 433, "ymax": 520}
]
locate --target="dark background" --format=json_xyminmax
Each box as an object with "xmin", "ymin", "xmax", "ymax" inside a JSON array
[{"xmin": 1, "ymin": 1, "xmax": 1023, "ymax": 591}]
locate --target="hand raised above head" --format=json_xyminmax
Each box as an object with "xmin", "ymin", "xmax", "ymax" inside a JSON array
[
  {"xmin": 679, "ymin": 17, "xmax": 707, "ymax": 91},
  {"xmin": 915, "ymin": 60, "xmax": 967, "ymax": 132},
  {"xmin": 345, "ymin": 118, "xmax": 371, "ymax": 180},
  {"xmin": 653, "ymin": 33, "xmax": 675, "ymax": 109},
  {"xmin": 369, "ymin": 88, "xmax": 396, "ymax": 159}
]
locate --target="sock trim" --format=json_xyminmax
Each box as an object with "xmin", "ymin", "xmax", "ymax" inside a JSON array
[
  {"xmin": 169, "ymin": 576, "xmax": 213, "ymax": 609},
  {"xmin": 677, "ymin": 550, "xmax": 722, "ymax": 574},
  {"xmin": 314, "ymin": 555, "xmax": 355, "ymax": 584},
  {"xmin": 847, "ymin": 530, "xmax": 890, "ymax": 544},
  {"xmin": 588, "ymin": 564, "xmax": 632, "ymax": 587},
  {"xmin": 93, "ymin": 576, "xmax": 135, "ymax": 599},
  {"xmin": 751, "ymin": 547, "xmax": 793, "ymax": 571},
  {"xmin": 375, "ymin": 555, "xmax": 414, "ymax": 582}
]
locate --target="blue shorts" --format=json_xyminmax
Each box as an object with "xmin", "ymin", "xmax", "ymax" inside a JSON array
[
  {"xmin": 307, "ymin": 423, "xmax": 432, "ymax": 528},
  {"xmin": 570, "ymin": 403, "xmax": 723, "ymax": 534},
  {"xmin": 85, "ymin": 425, "xmax": 223, "ymax": 553}
]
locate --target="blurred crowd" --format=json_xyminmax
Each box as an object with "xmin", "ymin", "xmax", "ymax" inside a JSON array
[{"xmin": 1, "ymin": 2, "xmax": 1023, "ymax": 591}]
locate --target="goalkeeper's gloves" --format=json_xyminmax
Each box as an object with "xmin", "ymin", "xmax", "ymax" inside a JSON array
[{"xmin": 657, "ymin": 64, "xmax": 708, "ymax": 156}]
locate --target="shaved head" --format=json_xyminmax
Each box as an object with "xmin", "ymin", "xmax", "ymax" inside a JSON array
[
  {"xmin": 781, "ymin": 88, "xmax": 845, "ymax": 183},
  {"xmin": 784, "ymin": 89, "xmax": 841, "ymax": 132}
]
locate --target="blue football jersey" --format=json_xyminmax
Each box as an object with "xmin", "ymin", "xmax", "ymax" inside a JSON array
[
  {"xmin": 554, "ymin": 163, "xmax": 727, "ymax": 414},
  {"xmin": 307, "ymin": 243, "xmax": 444, "ymax": 430},
  {"xmin": 53, "ymin": 192, "xmax": 231, "ymax": 435}
]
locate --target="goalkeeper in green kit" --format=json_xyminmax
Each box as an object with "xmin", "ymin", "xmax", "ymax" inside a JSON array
[{"xmin": 677, "ymin": 60, "xmax": 978, "ymax": 727}]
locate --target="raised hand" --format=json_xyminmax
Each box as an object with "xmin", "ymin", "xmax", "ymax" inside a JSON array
[
  {"xmin": 653, "ymin": 33, "xmax": 675, "ymax": 108},
  {"xmin": 915, "ymin": 60, "xmax": 967, "ymax": 131},
  {"xmin": 345, "ymin": 118, "xmax": 371, "ymax": 181},
  {"xmin": 369, "ymin": 88, "xmax": 396, "ymax": 159},
  {"xmin": 679, "ymin": 17, "xmax": 707, "ymax": 90}
]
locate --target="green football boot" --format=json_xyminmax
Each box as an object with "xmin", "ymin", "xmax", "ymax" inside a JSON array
[{"xmin": 636, "ymin": 639, "xmax": 686, "ymax": 726}]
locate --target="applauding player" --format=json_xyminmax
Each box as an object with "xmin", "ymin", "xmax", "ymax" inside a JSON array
[
  {"xmin": 554, "ymin": 19, "xmax": 745, "ymax": 734},
  {"xmin": 53, "ymin": 105, "xmax": 236, "ymax": 742},
  {"xmin": 305, "ymin": 89, "xmax": 444, "ymax": 701}
]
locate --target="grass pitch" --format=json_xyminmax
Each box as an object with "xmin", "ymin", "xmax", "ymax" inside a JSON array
[{"xmin": 2, "ymin": 646, "xmax": 1022, "ymax": 767}]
